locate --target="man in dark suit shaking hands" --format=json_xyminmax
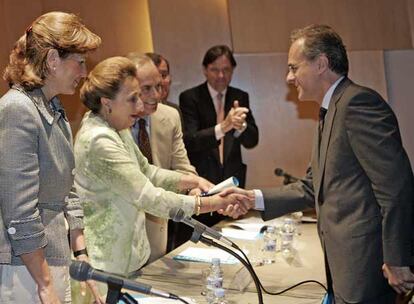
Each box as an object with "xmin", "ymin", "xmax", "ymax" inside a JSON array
[
  {"xmin": 223, "ymin": 25, "xmax": 414, "ymax": 303},
  {"xmin": 179, "ymin": 45, "xmax": 259, "ymax": 228}
]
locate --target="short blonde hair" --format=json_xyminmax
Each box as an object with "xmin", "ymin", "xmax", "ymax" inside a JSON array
[
  {"xmin": 3, "ymin": 11, "xmax": 101, "ymax": 90},
  {"xmin": 80, "ymin": 56, "xmax": 137, "ymax": 113}
]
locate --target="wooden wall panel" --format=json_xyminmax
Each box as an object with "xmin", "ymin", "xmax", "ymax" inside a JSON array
[
  {"xmin": 232, "ymin": 50, "xmax": 387, "ymax": 188},
  {"xmin": 148, "ymin": 0, "xmax": 232, "ymax": 104},
  {"xmin": 384, "ymin": 50, "xmax": 414, "ymax": 165},
  {"xmin": 347, "ymin": 51, "xmax": 388, "ymax": 100},
  {"xmin": 409, "ymin": 0, "xmax": 414, "ymax": 48},
  {"xmin": 0, "ymin": 0, "xmax": 153, "ymax": 133},
  {"xmin": 228, "ymin": 0, "xmax": 412, "ymax": 53}
]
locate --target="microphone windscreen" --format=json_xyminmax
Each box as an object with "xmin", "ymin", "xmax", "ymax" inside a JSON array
[
  {"xmin": 274, "ymin": 168, "xmax": 284, "ymax": 176},
  {"xmin": 70, "ymin": 260, "xmax": 91, "ymax": 281},
  {"xmin": 169, "ymin": 207, "xmax": 185, "ymax": 222}
]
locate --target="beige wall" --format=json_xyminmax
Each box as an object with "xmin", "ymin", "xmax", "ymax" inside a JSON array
[{"xmin": 228, "ymin": 0, "xmax": 412, "ymax": 53}]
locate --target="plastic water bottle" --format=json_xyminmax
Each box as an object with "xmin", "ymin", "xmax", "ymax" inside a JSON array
[
  {"xmin": 280, "ymin": 217, "xmax": 295, "ymax": 256},
  {"xmin": 262, "ymin": 225, "xmax": 278, "ymax": 264},
  {"xmin": 205, "ymin": 258, "xmax": 224, "ymax": 303},
  {"xmin": 213, "ymin": 288, "xmax": 228, "ymax": 304}
]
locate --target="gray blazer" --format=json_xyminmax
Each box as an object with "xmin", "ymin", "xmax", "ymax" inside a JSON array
[
  {"xmin": 0, "ymin": 86, "xmax": 84, "ymax": 266},
  {"xmin": 261, "ymin": 78, "xmax": 414, "ymax": 302}
]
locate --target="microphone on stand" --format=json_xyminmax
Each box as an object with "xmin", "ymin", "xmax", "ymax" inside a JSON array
[
  {"xmin": 274, "ymin": 167, "xmax": 299, "ymax": 185},
  {"xmin": 169, "ymin": 208, "xmax": 236, "ymax": 248},
  {"xmin": 70, "ymin": 260, "xmax": 179, "ymax": 302}
]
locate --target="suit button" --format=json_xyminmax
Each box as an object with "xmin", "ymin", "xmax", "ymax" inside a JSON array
[{"xmin": 7, "ymin": 227, "xmax": 16, "ymax": 235}]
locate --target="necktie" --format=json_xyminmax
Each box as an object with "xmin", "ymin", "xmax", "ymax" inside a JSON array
[
  {"xmin": 138, "ymin": 119, "xmax": 153, "ymax": 164},
  {"xmin": 216, "ymin": 93, "xmax": 224, "ymax": 164},
  {"xmin": 318, "ymin": 107, "xmax": 327, "ymax": 155}
]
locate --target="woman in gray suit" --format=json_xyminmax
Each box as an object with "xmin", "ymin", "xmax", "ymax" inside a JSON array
[{"xmin": 0, "ymin": 12, "xmax": 102, "ymax": 304}]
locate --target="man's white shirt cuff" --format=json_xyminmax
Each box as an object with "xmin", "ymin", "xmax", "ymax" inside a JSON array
[
  {"xmin": 253, "ymin": 189, "xmax": 264, "ymax": 210},
  {"xmin": 215, "ymin": 124, "xmax": 225, "ymax": 140}
]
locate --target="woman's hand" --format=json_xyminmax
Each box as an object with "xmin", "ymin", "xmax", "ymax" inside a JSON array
[
  {"xmin": 202, "ymin": 187, "xmax": 255, "ymax": 218},
  {"xmin": 182, "ymin": 174, "xmax": 214, "ymax": 195},
  {"xmin": 217, "ymin": 187, "xmax": 256, "ymax": 219}
]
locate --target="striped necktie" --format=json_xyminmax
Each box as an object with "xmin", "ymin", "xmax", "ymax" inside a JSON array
[{"xmin": 138, "ymin": 119, "xmax": 153, "ymax": 164}]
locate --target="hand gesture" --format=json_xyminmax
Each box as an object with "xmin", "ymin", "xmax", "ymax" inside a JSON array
[
  {"xmin": 217, "ymin": 187, "xmax": 255, "ymax": 218},
  {"xmin": 232, "ymin": 100, "xmax": 247, "ymax": 131},
  {"xmin": 382, "ymin": 263, "xmax": 414, "ymax": 294},
  {"xmin": 221, "ymin": 100, "xmax": 249, "ymax": 133}
]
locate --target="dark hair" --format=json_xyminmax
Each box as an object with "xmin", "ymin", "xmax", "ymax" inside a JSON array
[
  {"xmin": 80, "ymin": 57, "xmax": 137, "ymax": 113},
  {"xmin": 291, "ymin": 24, "xmax": 348, "ymax": 76},
  {"xmin": 145, "ymin": 52, "xmax": 170, "ymax": 72},
  {"xmin": 3, "ymin": 11, "xmax": 101, "ymax": 90},
  {"xmin": 202, "ymin": 45, "xmax": 237, "ymax": 68}
]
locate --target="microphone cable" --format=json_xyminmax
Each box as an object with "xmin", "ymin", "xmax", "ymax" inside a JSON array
[{"xmin": 234, "ymin": 244, "xmax": 328, "ymax": 296}]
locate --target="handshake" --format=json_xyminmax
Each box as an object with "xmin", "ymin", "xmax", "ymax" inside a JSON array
[{"xmin": 188, "ymin": 176, "xmax": 255, "ymax": 219}]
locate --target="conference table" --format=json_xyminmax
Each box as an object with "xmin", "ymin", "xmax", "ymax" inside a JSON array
[{"xmin": 137, "ymin": 211, "xmax": 326, "ymax": 304}]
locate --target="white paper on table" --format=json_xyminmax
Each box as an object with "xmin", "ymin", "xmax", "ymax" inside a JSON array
[
  {"xmin": 226, "ymin": 223, "xmax": 264, "ymax": 233},
  {"xmin": 221, "ymin": 228, "xmax": 259, "ymax": 240},
  {"xmin": 173, "ymin": 247, "xmax": 238, "ymax": 264},
  {"xmin": 123, "ymin": 296, "xmax": 197, "ymax": 303}
]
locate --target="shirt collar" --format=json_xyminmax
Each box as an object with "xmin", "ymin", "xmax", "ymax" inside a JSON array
[
  {"xmin": 133, "ymin": 115, "xmax": 150, "ymax": 129},
  {"xmin": 321, "ymin": 76, "xmax": 345, "ymax": 110},
  {"xmin": 207, "ymin": 82, "xmax": 227, "ymax": 100}
]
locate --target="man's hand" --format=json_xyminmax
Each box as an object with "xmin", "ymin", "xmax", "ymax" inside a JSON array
[
  {"xmin": 216, "ymin": 187, "xmax": 255, "ymax": 218},
  {"xmin": 220, "ymin": 100, "xmax": 249, "ymax": 133},
  {"xmin": 232, "ymin": 100, "xmax": 248, "ymax": 131},
  {"xmin": 382, "ymin": 263, "xmax": 414, "ymax": 294}
]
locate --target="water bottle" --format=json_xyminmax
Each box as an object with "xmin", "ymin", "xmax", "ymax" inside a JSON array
[
  {"xmin": 213, "ymin": 288, "xmax": 229, "ymax": 304},
  {"xmin": 262, "ymin": 225, "xmax": 278, "ymax": 264},
  {"xmin": 205, "ymin": 258, "xmax": 224, "ymax": 303},
  {"xmin": 280, "ymin": 217, "xmax": 295, "ymax": 256}
]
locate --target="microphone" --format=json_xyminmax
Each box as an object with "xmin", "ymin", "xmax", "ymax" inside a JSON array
[
  {"xmin": 169, "ymin": 208, "xmax": 236, "ymax": 248},
  {"xmin": 70, "ymin": 260, "xmax": 176, "ymax": 299},
  {"xmin": 274, "ymin": 167, "xmax": 299, "ymax": 184}
]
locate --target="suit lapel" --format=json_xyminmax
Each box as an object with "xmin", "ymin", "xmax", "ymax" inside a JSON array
[
  {"xmin": 315, "ymin": 78, "xmax": 350, "ymax": 200},
  {"xmin": 149, "ymin": 112, "xmax": 164, "ymax": 159}
]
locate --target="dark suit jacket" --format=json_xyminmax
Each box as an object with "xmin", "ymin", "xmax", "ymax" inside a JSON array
[
  {"xmin": 261, "ymin": 78, "xmax": 414, "ymax": 302},
  {"xmin": 179, "ymin": 82, "xmax": 259, "ymax": 188}
]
